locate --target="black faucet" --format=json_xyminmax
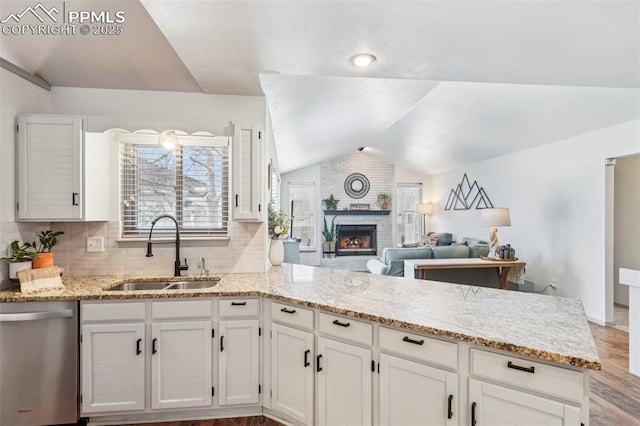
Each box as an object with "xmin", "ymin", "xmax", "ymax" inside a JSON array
[{"xmin": 146, "ymin": 214, "xmax": 189, "ymax": 277}]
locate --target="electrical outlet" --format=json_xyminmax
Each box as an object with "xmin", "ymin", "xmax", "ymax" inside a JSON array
[
  {"xmin": 550, "ymin": 279, "xmax": 557, "ymax": 289},
  {"xmin": 87, "ymin": 236, "xmax": 104, "ymax": 253}
]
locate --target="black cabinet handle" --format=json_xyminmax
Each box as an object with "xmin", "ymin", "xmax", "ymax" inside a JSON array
[
  {"xmin": 471, "ymin": 402, "xmax": 477, "ymax": 426},
  {"xmin": 304, "ymin": 349, "xmax": 310, "ymax": 367},
  {"xmin": 72, "ymin": 192, "xmax": 79, "ymax": 206},
  {"xmin": 220, "ymin": 336, "xmax": 224, "ymax": 352},
  {"xmin": 258, "ymin": 204, "xmax": 261, "ymax": 212},
  {"xmin": 332, "ymin": 319, "xmax": 351, "ymax": 328},
  {"xmin": 152, "ymin": 338, "xmax": 157, "ymax": 354},
  {"xmin": 507, "ymin": 361, "xmax": 535, "ymax": 374},
  {"xmin": 316, "ymin": 354, "xmax": 323, "ymax": 372},
  {"xmin": 402, "ymin": 336, "xmax": 425, "ymax": 346},
  {"xmin": 448, "ymin": 394, "xmax": 453, "ymax": 419},
  {"xmin": 235, "ymin": 194, "xmax": 239, "ymax": 207},
  {"xmin": 136, "ymin": 338, "xmax": 142, "ymax": 355},
  {"xmin": 231, "ymin": 301, "xmax": 247, "ymax": 306},
  {"xmin": 281, "ymin": 307, "xmax": 296, "ymax": 314}
]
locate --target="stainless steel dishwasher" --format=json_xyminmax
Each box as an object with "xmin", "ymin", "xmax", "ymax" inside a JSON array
[{"xmin": 0, "ymin": 301, "xmax": 78, "ymax": 425}]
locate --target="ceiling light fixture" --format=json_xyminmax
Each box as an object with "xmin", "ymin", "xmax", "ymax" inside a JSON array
[
  {"xmin": 158, "ymin": 130, "xmax": 179, "ymax": 150},
  {"xmin": 349, "ymin": 53, "xmax": 377, "ymax": 68}
]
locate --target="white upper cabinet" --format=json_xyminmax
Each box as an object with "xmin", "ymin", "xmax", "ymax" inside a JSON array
[
  {"xmin": 16, "ymin": 115, "xmax": 109, "ymax": 221},
  {"xmin": 232, "ymin": 122, "xmax": 264, "ymax": 222}
]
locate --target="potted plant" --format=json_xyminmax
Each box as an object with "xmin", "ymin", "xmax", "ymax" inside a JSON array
[
  {"xmin": 268, "ymin": 208, "xmax": 290, "ymax": 266},
  {"xmin": 322, "ymin": 194, "xmax": 339, "ymax": 211},
  {"xmin": 377, "ymin": 192, "xmax": 392, "ymax": 210},
  {"xmin": 321, "ymin": 216, "xmax": 336, "ymax": 253},
  {"xmin": 1, "ymin": 240, "xmax": 38, "ymax": 280},
  {"xmin": 27, "ymin": 230, "xmax": 64, "ymax": 269}
]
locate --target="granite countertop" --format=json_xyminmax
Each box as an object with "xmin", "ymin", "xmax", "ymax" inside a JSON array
[{"xmin": 0, "ymin": 264, "xmax": 601, "ymax": 370}]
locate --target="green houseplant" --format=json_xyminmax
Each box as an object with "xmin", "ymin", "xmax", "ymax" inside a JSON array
[
  {"xmin": 377, "ymin": 192, "xmax": 392, "ymax": 210},
  {"xmin": 1, "ymin": 240, "xmax": 37, "ymax": 280},
  {"xmin": 322, "ymin": 194, "xmax": 339, "ymax": 211},
  {"xmin": 321, "ymin": 216, "xmax": 336, "ymax": 253},
  {"xmin": 27, "ymin": 230, "xmax": 64, "ymax": 269}
]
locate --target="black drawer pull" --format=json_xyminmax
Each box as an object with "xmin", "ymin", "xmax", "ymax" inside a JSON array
[
  {"xmin": 72, "ymin": 192, "xmax": 79, "ymax": 206},
  {"xmin": 304, "ymin": 349, "xmax": 310, "ymax": 367},
  {"xmin": 471, "ymin": 402, "xmax": 477, "ymax": 425},
  {"xmin": 136, "ymin": 338, "xmax": 142, "ymax": 355},
  {"xmin": 448, "ymin": 394, "xmax": 453, "ymax": 419},
  {"xmin": 402, "ymin": 336, "xmax": 425, "ymax": 345},
  {"xmin": 152, "ymin": 338, "xmax": 157, "ymax": 354},
  {"xmin": 220, "ymin": 336, "xmax": 224, "ymax": 352},
  {"xmin": 281, "ymin": 307, "xmax": 296, "ymax": 314},
  {"xmin": 316, "ymin": 354, "xmax": 323, "ymax": 372},
  {"xmin": 231, "ymin": 301, "xmax": 247, "ymax": 306},
  {"xmin": 235, "ymin": 194, "xmax": 239, "ymax": 207},
  {"xmin": 332, "ymin": 319, "xmax": 351, "ymax": 327},
  {"xmin": 507, "ymin": 361, "xmax": 535, "ymax": 374}
]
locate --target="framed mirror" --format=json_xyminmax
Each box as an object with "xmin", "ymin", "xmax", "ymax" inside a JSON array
[{"xmin": 344, "ymin": 173, "xmax": 370, "ymax": 199}]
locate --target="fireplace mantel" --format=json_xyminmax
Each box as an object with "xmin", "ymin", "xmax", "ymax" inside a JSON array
[{"xmin": 323, "ymin": 210, "xmax": 391, "ymax": 216}]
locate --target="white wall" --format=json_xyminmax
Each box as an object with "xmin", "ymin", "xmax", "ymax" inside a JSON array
[
  {"xmin": 614, "ymin": 154, "xmax": 640, "ymax": 306},
  {"xmin": 430, "ymin": 119, "xmax": 640, "ymax": 323}
]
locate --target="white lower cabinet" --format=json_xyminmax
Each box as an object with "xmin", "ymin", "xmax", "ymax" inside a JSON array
[
  {"xmin": 151, "ymin": 321, "xmax": 212, "ymax": 409},
  {"xmin": 81, "ymin": 323, "xmax": 146, "ymax": 413},
  {"xmin": 270, "ymin": 323, "xmax": 314, "ymax": 425},
  {"xmin": 468, "ymin": 378, "xmax": 582, "ymax": 426},
  {"xmin": 218, "ymin": 319, "xmax": 260, "ymax": 405},
  {"xmin": 379, "ymin": 353, "xmax": 458, "ymax": 426},
  {"xmin": 316, "ymin": 336, "xmax": 373, "ymax": 426}
]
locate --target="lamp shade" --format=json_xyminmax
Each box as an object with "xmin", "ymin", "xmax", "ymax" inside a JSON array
[
  {"xmin": 481, "ymin": 208, "xmax": 511, "ymax": 227},
  {"xmin": 416, "ymin": 203, "xmax": 432, "ymax": 215}
]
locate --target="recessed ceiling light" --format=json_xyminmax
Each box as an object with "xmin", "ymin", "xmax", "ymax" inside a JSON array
[{"xmin": 349, "ymin": 53, "xmax": 377, "ymax": 68}]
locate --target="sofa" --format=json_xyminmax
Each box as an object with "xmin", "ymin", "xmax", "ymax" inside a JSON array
[{"xmin": 366, "ymin": 234, "xmax": 503, "ymax": 288}]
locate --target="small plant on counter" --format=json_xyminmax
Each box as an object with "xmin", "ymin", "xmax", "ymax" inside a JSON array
[
  {"xmin": 26, "ymin": 230, "xmax": 64, "ymax": 269},
  {"xmin": 0, "ymin": 241, "xmax": 37, "ymax": 263},
  {"xmin": 268, "ymin": 207, "xmax": 290, "ymax": 239}
]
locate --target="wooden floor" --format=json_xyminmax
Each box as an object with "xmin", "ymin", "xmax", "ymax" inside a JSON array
[{"xmin": 128, "ymin": 323, "xmax": 640, "ymax": 426}]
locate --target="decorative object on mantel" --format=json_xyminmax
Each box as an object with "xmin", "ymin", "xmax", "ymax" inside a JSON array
[
  {"xmin": 322, "ymin": 194, "xmax": 339, "ymax": 210},
  {"xmin": 481, "ymin": 208, "xmax": 511, "ymax": 259},
  {"xmin": 1, "ymin": 240, "xmax": 37, "ymax": 281},
  {"xmin": 268, "ymin": 207, "xmax": 290, "ymax": 266},
  {"xmin": 377, "ymin": 192, "xmax": 392, "ymax": 210},
  {"xmin": 323, "ymin": 210, "xmax": 390, "ymax": 216},
  {"xmin": 350, "ymin": 203, "xmax": 370, "ymax": 211},
  {"xmin": 444, "ymin": 173, "xmax": 494, "ymax": 210},
  {"xmin": 344, "ymin": 173, "xmax": 370, "ymax": 199},
  {"xmin": 416, "ymin": 202, "xmax": 432, "ymax": 235},
  {"xmin": 26, "ymin": 230, "xmax": 64, "ymax": 269},
  {"xmin": 17, "ymin": 266, "xmax": 64, "ymax": 293},
  {"xmin": 321, "ymin": 216, "xmax": 337, "ymax": 254}
]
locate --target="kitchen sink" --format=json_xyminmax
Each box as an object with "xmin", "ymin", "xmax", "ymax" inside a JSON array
[{"xmin": 107, "ymin": 279, "xmax": 219, "ymax": 291}]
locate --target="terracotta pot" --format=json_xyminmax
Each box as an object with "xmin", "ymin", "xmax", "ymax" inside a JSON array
[
  {"xmin": 32, "ymin": 252, "xmax": 54, "ymax": 269},
  {"xmin": 381, "ymin": 203, "xmax": 389, "ymax": 210}
]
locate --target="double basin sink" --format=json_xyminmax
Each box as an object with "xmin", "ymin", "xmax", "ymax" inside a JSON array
[{"xmin": 107, "ymin": 279, "xmax": 219, "ymax": 291}]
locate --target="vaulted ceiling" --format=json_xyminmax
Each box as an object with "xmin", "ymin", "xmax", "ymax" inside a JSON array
[{"xmin": 2, "ymin": 1, "xmax": 639, "ymax": 173}]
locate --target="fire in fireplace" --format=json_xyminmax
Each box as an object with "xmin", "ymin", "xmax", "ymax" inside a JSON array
[{"xmin": 335, "ymin": 224, "xmax": 377, "ymax": 256}]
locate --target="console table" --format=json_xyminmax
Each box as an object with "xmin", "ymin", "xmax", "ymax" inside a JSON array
[{"xmin": 404, "ymin": 258, "xmax": 526, "ymax": 290}]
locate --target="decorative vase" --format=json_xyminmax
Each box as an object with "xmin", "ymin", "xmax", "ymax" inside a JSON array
[
  {"xmin": 269, "ymin": 239, "xmax": 285, "ymax": 266},
  {"xmin": 32, "ymin": 252, "xmax": 54, "ymax": 269},
  {"xmin": 9, "ymin": 261, "xmax": 32, "ymax": 280}
]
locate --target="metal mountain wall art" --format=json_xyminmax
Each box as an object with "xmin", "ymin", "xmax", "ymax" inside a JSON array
[{"xmin": 444, "ymin": 173, "xmax": 494, "ymax": 210}]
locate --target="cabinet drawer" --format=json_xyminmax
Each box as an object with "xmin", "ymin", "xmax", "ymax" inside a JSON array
[
  {"xmin": 219, "ymin": 298, "xmax": 260, "ymax": 318},
  {"xmin": 151, "ymin": 300, "xmax": 213, "ymax": 319},
  {"xmin": 271, "ymin": 301, "xmax": 313, "ymax": 331},
  {"xmin": 470, "ymin": 349, "xmax": 584, "ymax": 404},
  {"xmin": 318, "ymin": 312, "xmax": 372, "ymax": 346},
  {"xmin": 379, "ymin": 327, "xmax": 457, "ymax": 370},
  {"xmin": 82, "ymin": 302, "xmax": 145, "ymax": 322}
]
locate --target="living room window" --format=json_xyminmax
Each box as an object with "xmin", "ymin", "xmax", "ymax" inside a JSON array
[
  {"xmin": 119, "ymin": 132, "xmax": 229, "ymax": 237},
  {"xmin": 270, "ymin": 164, "xmax": 280, "ymax": 211},
  {"xmin": 288, "ymin": 182, "xmax": 316, "ymax": 250},
  {"xmin": 396, "ymin": 183, "xmax": 423, "ymax": 245}
]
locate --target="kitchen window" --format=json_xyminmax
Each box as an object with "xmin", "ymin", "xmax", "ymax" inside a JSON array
[{"xmin": 119, "ymin": 132, "xmax": 230, "ymax": 237}]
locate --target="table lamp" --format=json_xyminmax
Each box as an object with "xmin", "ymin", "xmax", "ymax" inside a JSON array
[
  {"xmin": 416, "ymin": 203, "xmax": 432, "ymax": 236},
  {"xmin": 480, "ymin": 208, "xmax": 511, "ymax": 259}
]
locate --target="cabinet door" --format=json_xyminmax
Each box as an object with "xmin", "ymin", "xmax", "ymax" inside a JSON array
[
  {"xmin": 81, "ymin": 323, "xmax": 145, "ymax": 413},
  {"xmin": 17, "ymin": 115, "xmax": 83, "ymax": 220},
  {"xmin": 379, "ymin": 353, "xmax": 458, "ymax": 426},
  {"xmin": 232, "ymin": 123, "xmax": 264, "ymax": 221},
  {"xmin": 218, "ymin": 319, "xmax": 260, "ymax": 405},
  {"xmin": 151, "ymin": 321, "xmax": 213, "ymax": 409},
  {"xmin": 468, "ymin": 378, "xmax": 581, "ymax": 426},
  {"xmin": 271, "ymin": 323, "xmax": 314, "ymax": 425},
  {"xmin": 316, "ymin": 337, "xmax": 372, "ymax": 426}
]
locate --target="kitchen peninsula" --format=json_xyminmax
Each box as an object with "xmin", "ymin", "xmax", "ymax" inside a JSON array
[{"xmin": 0, "ymin": 264, "xmax": 600, "ymax": 425}]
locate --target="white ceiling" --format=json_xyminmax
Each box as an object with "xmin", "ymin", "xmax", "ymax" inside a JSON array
[{"xmin": 2, "ymin": 1, "xmax": 639, "ymax": 174}]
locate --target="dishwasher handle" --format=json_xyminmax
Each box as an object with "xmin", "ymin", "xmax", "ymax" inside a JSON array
[{"xmin": 0, "ymin": 310, "xmax": 74, "ymax": 322}]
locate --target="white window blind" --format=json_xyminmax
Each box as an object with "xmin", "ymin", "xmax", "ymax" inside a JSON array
[
  {"xmin": 288, "ymin": 182, "xmax": 316, "ymax": 249},
  {"xmin": 270, "ymin": 165, "xmax": 280, "ymax": 211},
  {"xmin": 120, "ymin": 133, "xmax": 229, "ymax": 237},
  {"xmin": 396, "ymin": 183, "xmax": 423, "ymax": 245}
]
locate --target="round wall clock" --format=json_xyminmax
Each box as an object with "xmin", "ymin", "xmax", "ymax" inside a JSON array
[{"xmin": 344, "ymin": 173, "xmax": 370, "ymax": 199}]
